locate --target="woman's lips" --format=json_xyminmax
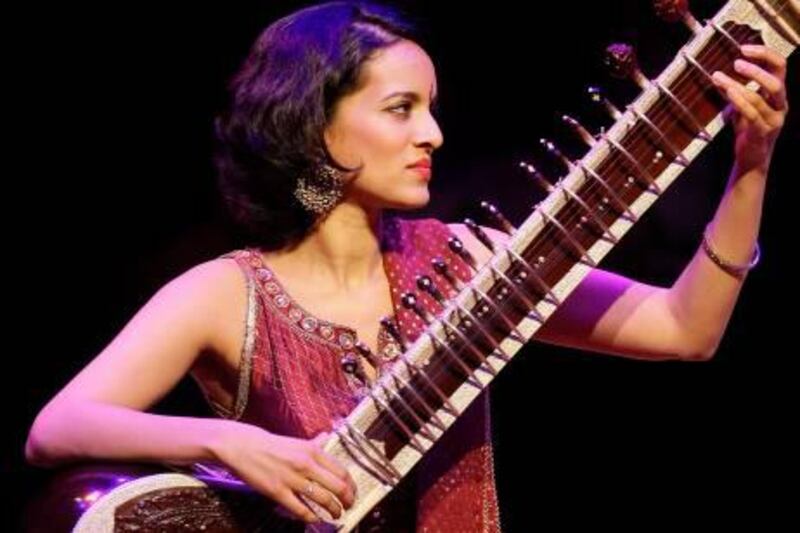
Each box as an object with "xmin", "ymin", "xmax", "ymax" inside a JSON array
[{"xmin": 407, "ymin": 166, "xmax": 431, "ymax": 179}]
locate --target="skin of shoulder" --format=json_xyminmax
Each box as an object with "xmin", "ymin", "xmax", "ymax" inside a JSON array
[{"xmin": 44, "ymin": 256, "xmax": 249, "ymax": 412}]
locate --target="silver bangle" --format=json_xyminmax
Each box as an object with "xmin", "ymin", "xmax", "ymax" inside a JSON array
[{"xmin": 701, "ymin": 225, "xmax": 760, "ymax": 279}]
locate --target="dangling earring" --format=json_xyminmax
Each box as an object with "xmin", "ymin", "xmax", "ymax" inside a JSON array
[{"xmin": 293, "ymin": 163, "xmax": 345, "ymax": 216}]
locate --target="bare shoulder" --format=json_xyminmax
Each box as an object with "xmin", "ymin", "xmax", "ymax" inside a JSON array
[
  {"xmin": 48, "ymin": 255, "xmax": 250, "ymax": 410},
  {"xmin": 153, "ymin": 257, "xmax": 245, "ymax": 326},
  {"xmin": 446, "ymin": 222, "xmax": 509, "ymax": 266},
  {"xmin": 171, "ymin": 257, "xmax": 249, "ymax": 367},
  {"xmin": 173, "ymin": 256, "xmax": 246, "ymax": 299}
]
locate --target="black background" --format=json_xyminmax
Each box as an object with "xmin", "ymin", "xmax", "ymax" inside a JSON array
[{"xmin": 8, "ymin": 1, "xmax": 798, "ymax": 530}]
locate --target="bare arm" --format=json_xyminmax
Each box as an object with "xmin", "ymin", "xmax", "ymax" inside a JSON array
[
  {"xmin": 25, "ymin": 258, "xmax": 247, "ymax": 466},
  {"xmin": 25, "ymin": 257, "xmax": 356, "ymax": 521},
  {"xmin": 449, "ymin": 224, "xmax": 697, "ymax": 360}
]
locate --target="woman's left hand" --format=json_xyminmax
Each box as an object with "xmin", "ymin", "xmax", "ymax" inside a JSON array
[{"xmin": 711, "ymin": 44, "xmax": 789, "ymax": 175}]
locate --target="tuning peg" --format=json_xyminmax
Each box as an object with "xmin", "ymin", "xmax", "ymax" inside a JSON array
[
  {"xmin": 653, "ymin": 0, "xmax": 702, "ymax": 34},
  {"xmin": 340, "ymin": 352, "xmax": 368, "ymax": 384},
  {"xmin": 540, "ymin": 137, "xmax": 576, "ymax": 171},
  {"xmin": 604, "ymin": 43, "xmax": 649, "ymax": 90},
  {"xmin": 416, "ymin": 274, "xmax": 446, "ymax": 305},
  {"xmin": 355, "ymin": 341, "xmax": 382, "ymax": 367},
  {"xmin": 463, "ymin": 218, "xmax": 496, "ymax": 253},
  {"xmin": 479, "ymin": 201, "xmax": 516, "ymax": 234},
  {"xmin": 562, "ymin": 114, "xmax": 598, "ymax": 148},
  {"xmin": 519, "ymin": 160, "xmax": 556, "ymax": 194},
  {"xmin": 401, "ymin": 292, "xmax": 434, "ymax": 324},
  {"xmin": 448, "ymin": 236, "xmax": 479, "ymax": 271},
  {"xmin": 431, "ymin": 258, "xmax": 464, "ymax": 293},
  {"xmin": 587, "ymin": 86, "xmax": 622, "ymax": 120},
  {"xmin": 380, "ymin": 316, "xmax": 407, "ymax": 351}
]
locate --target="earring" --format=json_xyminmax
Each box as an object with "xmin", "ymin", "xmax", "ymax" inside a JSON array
[{"xmin": 293, "ymin": 163, "xmax": 345, "ymax": 216}]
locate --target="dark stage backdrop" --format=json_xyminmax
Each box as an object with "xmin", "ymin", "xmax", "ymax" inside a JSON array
[{"xmin": 8, "ymin": 1, "xmax": 797, "ymax": 530}]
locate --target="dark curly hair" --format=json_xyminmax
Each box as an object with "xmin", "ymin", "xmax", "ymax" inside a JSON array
[{"xmin": 214, "ymin": 2, "xmax": 420, "ymax": 250}]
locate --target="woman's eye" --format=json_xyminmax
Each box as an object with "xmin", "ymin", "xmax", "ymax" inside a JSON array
[{"xmin": 388, "ymin": 102, "xmax": 412, "ymax": 115}]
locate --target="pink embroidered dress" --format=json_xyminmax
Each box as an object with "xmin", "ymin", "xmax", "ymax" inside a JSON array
[{"xmin": 199, "ymin": 216, "xmax": 501, "ymax": 532}]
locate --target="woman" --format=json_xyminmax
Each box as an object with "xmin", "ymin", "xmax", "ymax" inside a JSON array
[{"xmin": 25, "ymin": 1, "xmax": 789, "ymax": 530}]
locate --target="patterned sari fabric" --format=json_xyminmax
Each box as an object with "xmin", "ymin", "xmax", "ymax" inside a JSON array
[{"xmin": 199, "ymin": 216, "xmax": 501, "ymax": 532}]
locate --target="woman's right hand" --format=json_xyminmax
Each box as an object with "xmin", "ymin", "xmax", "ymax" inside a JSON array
[{"xmin": 211, "ymin": 420, "xmax": 357, "ymax": 523}]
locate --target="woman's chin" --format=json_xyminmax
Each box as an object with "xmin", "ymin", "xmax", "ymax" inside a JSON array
[
  {"xmin": 348, "ymin": 185, "xmax": 431, "ymax": 212},
  {"xmin": 387, "ymin": 190, "xmax": 430, "ymax": 210}
]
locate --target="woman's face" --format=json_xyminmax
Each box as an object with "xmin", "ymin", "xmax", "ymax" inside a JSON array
[{"xmin": 324, "ymin": 39, "xmax": 443, "ymax": 211}]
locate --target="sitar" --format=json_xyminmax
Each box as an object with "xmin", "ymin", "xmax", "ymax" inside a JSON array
[{"xmin": 26, "ymin": 1, "xmax": 798, "ymax": 531}]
